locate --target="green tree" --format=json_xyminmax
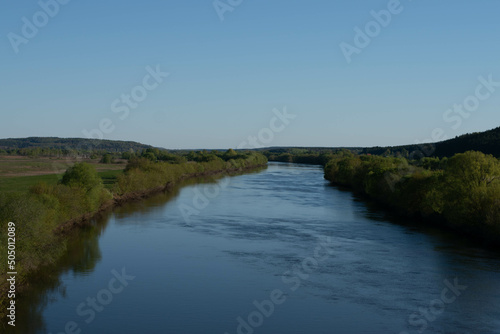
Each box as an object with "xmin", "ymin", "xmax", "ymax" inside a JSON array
[
  {"xmin": 143, "ymin": 152, "xmax": 157, "ymax": 161},
  {"xmin": 100, "ymin": 154, "xmax": 114, "ymax": 164},
  {"xmin": 445, "ymin": 151, "xmax": 500, "ymax": 190},
  {"xmin": 441, "ymin": 151, "xmax": 500, "ymax": 227},
  {"xmin": 61, "ymin": 163, "xmax": 103, "ymax": 192}
]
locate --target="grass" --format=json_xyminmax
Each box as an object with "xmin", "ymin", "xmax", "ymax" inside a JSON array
[
  {"xmin": 98, "ymin": 169, "xmax": 124, "ymax": 189},
  {"xmin": 0, "ymin": 155, "xmax": 126, "ymax": 192},
  {"xmin": 0, "ymin": 168, "xmax": 124, "ymax": 193},
  {"xmin": 0, "ymin": 155, "xmax": 126, "ymax": 177},
  {"xmin": 0, "ymin": 174, "xmax": 61, "ymax": 193}
]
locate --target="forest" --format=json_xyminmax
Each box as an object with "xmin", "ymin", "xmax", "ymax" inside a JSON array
[
  {"xmin": 360, "ymin": 126, "xmax": 500, "ymax": 158},
  {"xmin": 0, "ymin": 137, "xmax": 155, "ymax": 154}
]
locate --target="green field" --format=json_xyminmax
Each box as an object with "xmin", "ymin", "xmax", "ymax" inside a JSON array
[
  {"xmin": 0, "ymin": 170, "xmax": 124, "ymax": 193},
  {"xmin": 98, "ymin": 169, "xmax": 124, "ymax": 190},
  {"xmin": 0, "ymin": 155, "xmax": 125, "ymax": 193},
  {"xmin": 0, "ymin": 174, "xmax": 61, "ymax": 193}
]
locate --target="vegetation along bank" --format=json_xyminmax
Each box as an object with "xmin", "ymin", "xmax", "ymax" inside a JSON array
[
  {"xmin": 324, "ymin": 150, "xmax": 500, "ymax": 245},
  {"xmin": 0, "ymin": 150, "xmax": 267, "ymax": 316}
]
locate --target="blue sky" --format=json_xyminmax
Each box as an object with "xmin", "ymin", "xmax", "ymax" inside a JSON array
[{"xmin": 1, "ymin": 0, "xmax": 499, "ymax": 149}]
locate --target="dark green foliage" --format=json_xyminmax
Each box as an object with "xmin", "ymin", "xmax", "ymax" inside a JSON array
[
  {"xmin": 116, "ymin": 152, "xmax": 267, "ymax": 195},
  {"xmin": 0, "ymin": 137, "xmax": 154, "ymax": 154},
  {"xmin": 61, "ymin": 163, "xmax": 103, "ymax": 192},
  {"xmin": 419, "ymin": 157, "xmax": 445, "ymax": 170},
  {"xmin": 100, "ymin": 154, "xmax": 114, "ymax": 164},
  {"xmin": 121, "ymin": 151, "xmax": 134, "ymax": 160},
  {"xmin": 361, "ymin": 126, "xmax": 500, "ymax": 158},
  {"xmin": 0, "ymin": 192, "xmax": 62, "ymax": 278},
  {"xmin": 324, "ymin": 151, "xmax": 500, "ymax": 240},
  {"xmin": 434, "ymin": 127, "xmax": 500, "ymax": 158},
  {"xmin": 264, "ymin": 148, "xmax": 341, "ymax": 166},
  {"xmin": 99, "ymin": 170, "xmax": 123, "ymax": 189},
  {"xmin": 0, "ymin": 166, "xmax": 114, "ymax": 298},
  {"xmin": 438, "ymin": 152, "xmax": 500, "ymax": 229}
]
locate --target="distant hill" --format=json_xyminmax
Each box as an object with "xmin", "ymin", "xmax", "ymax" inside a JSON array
[
  {"xmin": 361, "ymin": 126, "xmax": 500, "ymax": 158},
  {"xmin": 2, "ymin": 125, "xmax": 499, "ymax": 158},
  {"xmin": 433, "ymin": 126, "xmax": 500, "ymax": 157},
  {"xmin": 0, "ymin": 137, "xmax": 157, "ymax": 153},
  {"xmin": 258, "ymin": 126, "xmax": 500, "ymax": 159}
]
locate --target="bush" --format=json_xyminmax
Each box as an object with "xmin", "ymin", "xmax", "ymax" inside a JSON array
[
  {"xmin": 100, "ymin": 154, "xmax": 114, "ymax": 164},
  {"xmin": 116, "ymin": 152, "xmax": 267, "ymax": 195},
  {"xmin": 61, "ymin": 163, "xmax": 103, "ymax": 192}
]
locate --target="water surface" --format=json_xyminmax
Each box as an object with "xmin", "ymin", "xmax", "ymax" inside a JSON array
[{"xmin": 11, "ymin": 163, "xmax": 500, "ymax": 334}]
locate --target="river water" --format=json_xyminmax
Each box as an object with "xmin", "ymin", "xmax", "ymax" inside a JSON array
[{"xmin": 10, "ymin": 163, "xmax": 500, "ymax": 334}]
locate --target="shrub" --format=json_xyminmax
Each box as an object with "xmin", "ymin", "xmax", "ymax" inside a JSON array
[{"xmin": 61, "ymin": 163, "xmax": 103, "ymax": 192}]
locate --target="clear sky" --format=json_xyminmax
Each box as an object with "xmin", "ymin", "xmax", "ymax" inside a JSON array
[{"xmin": 1, "ymin": 0, "xmax": 499, "ymax": 149}]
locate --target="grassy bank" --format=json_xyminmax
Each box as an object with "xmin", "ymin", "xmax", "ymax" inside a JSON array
[
  {"xmin": 324, "ymin": 150, "xmax": 500, "ymax": 245},
  {"xmin": 0, "ymin": 151, "xmax": 267, "ymax": 317}
]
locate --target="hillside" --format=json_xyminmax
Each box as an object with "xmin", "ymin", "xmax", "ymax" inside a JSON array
[
  {"xmin": 359, "ymin": 126, "xmax": 500, "ymax": 158},
  {"xmin": 0, "ymin": 137, "xmax": 156, "ymax": 153},
  {"xmin": 2, "ymin": 125, "xmax": 499, "ymax": 158},
  {"xmin": 260, "ymin": 126, "xmax": 500, "ymax": 161},
  {"xmin": 433, "ymin": 126, "xmax": 500, "ymax": 157}
]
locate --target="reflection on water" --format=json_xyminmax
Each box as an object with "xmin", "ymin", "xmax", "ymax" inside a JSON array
[
  {"xmin": 8, "ymin": 214, "xmax": 109, "ymax": 334},
  {"xmin": 7, "ymin": 163, "xmax": 500, "ymax": 334},
  {"xmin": 6, "ymin": 169, "xmax": 266, "ymax": 334}
]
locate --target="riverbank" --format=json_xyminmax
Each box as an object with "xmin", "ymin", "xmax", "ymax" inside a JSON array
[
  {"xmin": 324, "ymin": 151, "xmax": 500, "ymax": 247},
  {"xmin": 55, "ymin": 164, "xmax": 267, "ymax": 234},
  {"xmin": 0, "ymin": 152, "xmax": 267, "ymax": 318},
  {"xmin": 267, "ymin": 150, "xmax": 500, "ymax": 247}
]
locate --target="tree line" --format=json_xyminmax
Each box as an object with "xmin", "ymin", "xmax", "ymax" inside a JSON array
[
  {"xmin": 324, "ymin": 150, "xmax": 500, "ymax": 244},
  {"xmin": 0, "ymin": 137, "xmax": 154, "ymax": 153}
]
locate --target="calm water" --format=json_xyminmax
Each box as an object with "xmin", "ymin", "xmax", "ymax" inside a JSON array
[{"xmin": 9, "ymin": 163, "xmax": 500, "ymax": 334}]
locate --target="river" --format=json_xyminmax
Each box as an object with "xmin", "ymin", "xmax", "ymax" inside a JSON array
[{"xmin": 10, "ymin": 163, "xmax": 500, "ymax": 334}]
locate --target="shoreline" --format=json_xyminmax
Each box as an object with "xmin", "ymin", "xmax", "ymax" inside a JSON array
[
  {"xmin": 56, "ymin": 163, "xmax": 267, "ymax": 234},
  {"xmin": 325, "ymin": 179, "xmax": 500, "ymax": 251},
  {"xmin": 271, "ymin": 158, "xmax": 500, "ymax": 249},
  {"xmin": 0, "ymin": 163, "xmax": 267, "ymax": 319}
]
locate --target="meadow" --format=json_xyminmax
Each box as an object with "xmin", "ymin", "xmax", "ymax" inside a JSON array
[{"xmin": 0, "ymin": 155, "xmax": 125, "ymax": 192}]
